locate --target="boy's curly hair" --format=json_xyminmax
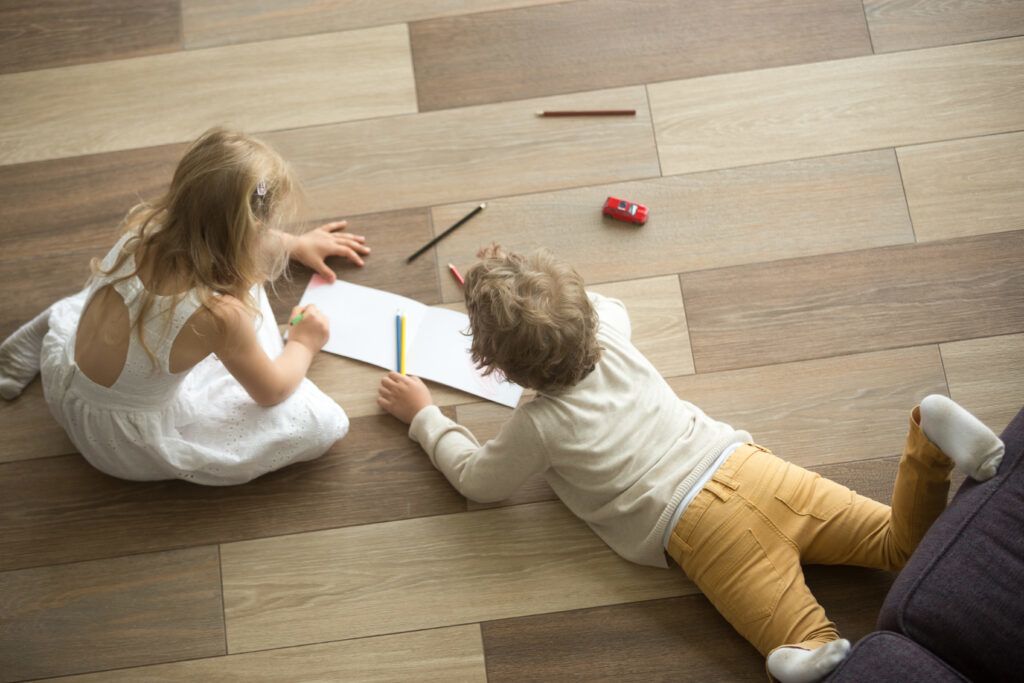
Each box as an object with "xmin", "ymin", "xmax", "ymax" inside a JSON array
[{"xmin": 464, "ymin": 244, "xmax": 601, "ymax": 393}]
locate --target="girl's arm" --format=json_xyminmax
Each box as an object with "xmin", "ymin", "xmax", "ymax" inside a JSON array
[
  {"xmin": 273, "ymin": 221, "xmax": 371, "ymax": 282},
  {"xmin": 378, "ymin": 373, "xmax": 547, "ymax": 502},
  {"xmin": 211, "ymin": 297, "xmax": 328, "ymax": 407}
]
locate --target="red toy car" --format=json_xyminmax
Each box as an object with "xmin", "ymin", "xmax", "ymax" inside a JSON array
[{"xmin": 603, "ymin": 196, "xmax": 648, "ymax": 225}]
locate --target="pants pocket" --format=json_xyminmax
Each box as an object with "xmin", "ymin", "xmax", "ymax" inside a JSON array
[
  {"xmin": 697, "ymin": 526, "xmax": 785, "ymax": 625},
  {"xmin": 774, "ymin": 463, "xmax": 852, "ymax": 522}
]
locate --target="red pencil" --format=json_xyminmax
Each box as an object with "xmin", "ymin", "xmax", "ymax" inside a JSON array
[
  {"xmin": 448, "ymin": 263, "xmax": 465, "ymax": 286},
  {"xmin": 536, "ymin": 110, "xmax": 636, "ymax": 117}
]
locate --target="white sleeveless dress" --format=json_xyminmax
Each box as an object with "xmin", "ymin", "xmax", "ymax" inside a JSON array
[{"xmin": 40, "ymin": 234, "xmax": 349, "ymax": 485}]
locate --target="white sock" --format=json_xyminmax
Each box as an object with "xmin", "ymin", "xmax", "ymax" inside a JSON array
[
  {"xmin": 920, "ymin": 395, "xmax": 1004, "ymax": 481},
  {"xmin": 0, "ymin": 308, "xmax": 50, "ymax": 400},
  {"xmin": 767, "ymin": 640, "xmax": 851, "ymax": 683}
]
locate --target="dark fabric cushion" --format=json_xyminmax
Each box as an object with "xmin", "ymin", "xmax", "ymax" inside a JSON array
[
  {"xmin": 826, "ymin": 631, "xmax": 969, "ymax": 682},
  {"xmin": 878, "ymin": 406, "xmax": 1024, "ymax": 683}
]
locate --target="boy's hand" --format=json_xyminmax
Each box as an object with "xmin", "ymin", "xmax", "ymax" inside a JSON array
[
  {"xmin": 287, "ymin": 304, "xmax": 329, "ymax": 353},
  {"xmin": 291, "ymin": 221, "xmax": 371, "ymax": 281},
  {"xmin": 378, "ymin": 372, "xmax": 434, "ymax": 424}
]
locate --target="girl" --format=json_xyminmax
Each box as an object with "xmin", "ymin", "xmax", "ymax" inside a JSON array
[{"xmin": 0, "ymin": 128, "xmax": 368, "ymax": 485}]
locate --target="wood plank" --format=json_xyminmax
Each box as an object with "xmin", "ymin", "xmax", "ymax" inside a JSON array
[
  {"xmin": 482, "ymin": 565, "xmax": 894, "ymax": 682},
  {"xmin": 0, "ymin": 0, "xmax": 181, "ymax": 75},
  {"xmin": 264, "ymin": 86, "xmax": 660, "ymax": 218},
  {"xmin": 0, "ymin": 144, "xmax": 183, "ymax": 341},
  {"xmin": 0, "ymin": 411, "xmax": 463, "ymax": 572},
  {"xmin": 0, "ymin": 25, "xmax": 417, "ymax": 165},
  {"xmin": 221, "ymin": 501, "xmax": 690, "ymax": 653},
  {"xmin": 433, "ymin": 150, "xmax": 914, "ymax": 303},
  {"xmin": 0, "ymin": 380, "xmax": 75, "ymax": 463},
  {"xmin": 183, "ymin": 0, "xmax": 566, "ymax": 49},
  {"xmin": 410, "ymin": 0, "xmax": 871, "ymax": 111},
  {"xmin": 865, "ymin": 0, "xmax": 1024, "ymax": 53},
  {"xmin": 680, "ymin": 231, "xmax": 1024, "ymax": 373},
  {"xmin": 40, "ymin": 625, "xmax": 487, "ymax": 683},
  {"xmin": 590, "ymin": 276, "xmax": 694, "ymax": 378},
  {"xmin": 268, "ymin": 208, "xmax": 442, "ymax": 324},
  {"xmin": 0, "ymin": 546, "xmax": 224, "ymax": 682},
  {"xmin": 667, "ymin": 346, "xmax": 949, "ymax": 468},
  {"xmin": 898, "ymin": 131, "xmax": 1024, "ymax": 242},
  {"xmin": 649, "ymin": 37, "xmax": 1024, "ymax": 176},
  {"xmin": 941, "ymin": 333, "xmax": 1024, "ymax": 432},
  {"xmin": 461, "ymin": 345, "xmax": 948, "ymax": 511}
]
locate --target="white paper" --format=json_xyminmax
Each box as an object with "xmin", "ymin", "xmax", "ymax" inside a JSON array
[{"xmin": 296, "ymin": 275, "xmax": 523, "ymax": 408}]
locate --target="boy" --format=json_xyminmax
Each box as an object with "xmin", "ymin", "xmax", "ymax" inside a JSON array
[{"xmin": 377, "ymin": 245, "xmax": 1004, "ymax": 683}]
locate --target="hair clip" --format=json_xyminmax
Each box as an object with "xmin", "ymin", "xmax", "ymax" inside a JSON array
[{"xmin": 256, "ymin": 180, "xmax": 267, "ymax": 197}]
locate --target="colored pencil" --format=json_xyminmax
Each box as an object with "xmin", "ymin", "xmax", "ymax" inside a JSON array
[
  {"xmin": 406, "ymin": 203, "xmax": 486, "ymax": 263},
  {"xmin": 400, "ymin": 315, "xmax": 407, "ymax": 375},
  {"xmin": 448, "ymin": 263, "xmax": 465, "ymax": 286},
  {"xmin": 395, "ymin": 314, "xmax": 402, "ymax": 372},
  {"xmin": 536, "ymin": 110, "xmax": 636, "ymax": 117}
]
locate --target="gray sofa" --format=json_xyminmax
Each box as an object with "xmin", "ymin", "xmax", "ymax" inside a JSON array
[{"xmin": 827, "ymin": 406, "xmax": 1024, "ymax": 682}]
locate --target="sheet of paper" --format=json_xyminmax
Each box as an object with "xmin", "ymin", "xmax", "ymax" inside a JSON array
[
  {"xmin": 297, "ymin": 276, "xmax": 426, "ymax": 370},
  {"xmin": 297, "ymin": 276, "xmax": 523, "ymax": 408},
  {"xmin": 410, "ymin": 306, "xmax": 523, "ymax": 409}
]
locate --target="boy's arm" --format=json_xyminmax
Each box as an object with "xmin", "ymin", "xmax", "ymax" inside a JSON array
[
  {"xmin": 587, "ymin": 291, "xmax": 632, "ymax": 340},
  {"xmin": 409, "ymin": 405, "xmax": 548, "ymax": 503}
]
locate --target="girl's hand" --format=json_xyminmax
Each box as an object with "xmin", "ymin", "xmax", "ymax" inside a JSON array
[
  {"xmin": 287, "ymin": 304, "xmax": 330, "ymax": 353},
  {"xmin": 377, "ymin": 372, "xmax": 434, "ymax": 424},
  {"xmin": 291, "ymin": 221, "xmax": 371, "ymax": 281}
]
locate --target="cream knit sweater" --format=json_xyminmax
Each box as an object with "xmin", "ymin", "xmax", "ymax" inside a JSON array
[{"xmin": 408, "ymin": 293, "xmax": 751, "ymax": 567}]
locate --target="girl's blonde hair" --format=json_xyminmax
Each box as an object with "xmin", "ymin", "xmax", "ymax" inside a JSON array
[
  {"xmin": 95, "ymin": 128, "xmax": 301, "ymax": 364},
  {"xmin": 464, "ymin": 244, "xmax": 601, "ymax": 393}
]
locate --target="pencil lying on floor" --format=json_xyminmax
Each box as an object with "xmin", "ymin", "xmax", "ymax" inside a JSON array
[
  {"xmin": 536, "ymin": 110, "xmax": 636, "ymax": 117},
  {"xmin": 448, "ymin": 263, "xmax": 465, "ymax": 286},
  {"xmin": 406, "ymin": 203, "xmax": 486, "ymax": 263}
]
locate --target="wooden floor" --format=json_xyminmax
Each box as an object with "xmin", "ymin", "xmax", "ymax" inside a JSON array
[{"xmin": 1, "ymin": 1, "xmax": 1022, "ymax": 681}]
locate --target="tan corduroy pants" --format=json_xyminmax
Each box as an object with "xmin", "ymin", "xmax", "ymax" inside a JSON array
[{"xmin": 666, "ymin": 408, "xmax": 953, "ymax": 657}]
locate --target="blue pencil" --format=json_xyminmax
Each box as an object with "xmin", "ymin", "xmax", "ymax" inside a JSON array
[{"xmin": 395, "ymin": 313, "xmax": 402, "ymax": 372}]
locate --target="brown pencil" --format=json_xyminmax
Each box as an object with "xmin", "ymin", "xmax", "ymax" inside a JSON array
[{"xmin": 536, "ymin": 110, "xmax": 636, "ymax": 117}]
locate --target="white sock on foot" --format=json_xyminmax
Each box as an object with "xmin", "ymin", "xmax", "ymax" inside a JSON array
[
  {"xmin": 0, "ymin": 309, "xmax": 50, "ymax": 400},
  {"xmin": 767, "ymin": 639, "xmax": 851, "ymax": 683},
  {"xmin": 920, "ymin": 394, "xmax": 1005, "ymax": 481}
]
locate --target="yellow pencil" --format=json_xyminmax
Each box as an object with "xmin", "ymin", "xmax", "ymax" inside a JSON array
[{"xmin": 400, "ymin": 315, "xmax": 407, "ymax": 375}]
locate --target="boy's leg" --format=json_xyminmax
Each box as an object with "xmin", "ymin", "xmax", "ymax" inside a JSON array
[
  {"xmin": 0, "ymin": 307, "xmax": 51, "ymax": 399},
  {"xmin": 920, "ymin": 394, "xmax": 1004, "ymax": 481},
  {"xmin": 674, "ymin": 500, "xmax": 840, "ymax": 652},
  {"xmin": 670, "ymin": 448, "xmax": 848, "ymax": 681},
  {"xmin": 798, "ymin": 400, "xmax": 1000, "ymax": 569},
  {"xmin": 766, "ymin": 640, "xmax": 851, "ymax": 683}
]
